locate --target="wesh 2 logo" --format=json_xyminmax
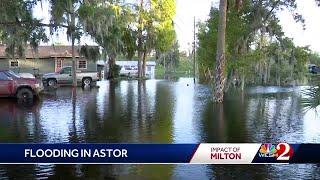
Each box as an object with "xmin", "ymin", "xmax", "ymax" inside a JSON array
[{"xmin": 259, "ymin": 143, "xmax": 293, "ymax": 160}]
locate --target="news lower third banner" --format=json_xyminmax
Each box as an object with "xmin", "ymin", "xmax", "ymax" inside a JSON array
[{"xmin": 0, "ymin": 143, "xmax": 319, "ymax": 164}]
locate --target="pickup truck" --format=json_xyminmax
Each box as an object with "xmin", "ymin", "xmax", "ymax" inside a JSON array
[
  {"xmin": 42, "ymin": 66, "xmax": 100, "ymax": 87},
  {"xmin": 0, "ymin": 70, "xmax": 43, "ymax": 100}
]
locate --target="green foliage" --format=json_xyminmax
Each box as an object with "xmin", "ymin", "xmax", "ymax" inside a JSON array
[
  {"xmin": 309, "ymin": 52, "xmax": 320, "ymax": 66},
  {"xmin": 301, "ymin": 87, "xmax": 320, "ymax": 111},
  {"xmin": 49, "ymin": 0, "xmax": 82, "ymax": 40},
  {"xmin": 133, "ymin": 0, "xmax": 177, "ymax": 75},
  {"xmin": 156, "ymin": 55, "xmax": 193, "ymax": 79},
  {"xmin": 197, "ymin": 8, "xmax": 218, "ymax": 81},
  {"xmin": 80, "ymin": 1, "xmax": 135, "ymax": 59},
  {"xmin": 158, "ymin": 41, "xmax": 180, "ymax": 67},
  {"xmin": 0, "ymin": 0, "xmax": 48, "ymax": 58},
  {"xmin": 151, "ymin": 0, "xmax": 177, "ymax": 53},
  {"xmin": 197, "ymin": 1, "xmax": 312, "ymax": 86},
  {"xmin": 80, "ymin": 45, "xmax": 100, "ymax": 61}
]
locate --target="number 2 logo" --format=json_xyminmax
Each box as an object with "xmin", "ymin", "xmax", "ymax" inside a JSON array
[{"xmin": 276, "ymin": 143, "xmax": 293, "ymax": 161}]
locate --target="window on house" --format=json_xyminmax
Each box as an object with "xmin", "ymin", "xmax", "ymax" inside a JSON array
[
  {"xmin": 9, "ymin": 60, "xmax": 19, "ymax": 68},
  {"xmin": 78, "ymin": 60, "xmax": 87, "ymax": 69},
  {"xmin": 147, "ymin": 66, "xmax": 152, "ymax": 71}
]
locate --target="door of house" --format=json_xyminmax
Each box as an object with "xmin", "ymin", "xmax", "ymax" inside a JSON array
[{"xmin": 55, "ymin": 58, "xmax": 64, "ymax": 72}]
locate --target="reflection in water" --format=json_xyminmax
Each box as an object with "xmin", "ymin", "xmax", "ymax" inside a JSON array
[{"xmin": 0, "ymin": 79, "xmax": 320, "ymax": 179}]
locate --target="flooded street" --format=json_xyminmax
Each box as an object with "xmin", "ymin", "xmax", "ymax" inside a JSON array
[{"xmin": 0, "ymin": 78, "xmax": 320, "ymax": 179}]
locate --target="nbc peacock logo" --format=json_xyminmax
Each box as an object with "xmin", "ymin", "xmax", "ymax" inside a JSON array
[{"xmin": 259, "ymin": 144, "xmax": 278, "ymax": 158}]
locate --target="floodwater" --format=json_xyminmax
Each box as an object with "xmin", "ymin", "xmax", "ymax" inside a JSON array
[{"xmin": 0, "ymin": 78, "xmax": 320, "ymax": 179}]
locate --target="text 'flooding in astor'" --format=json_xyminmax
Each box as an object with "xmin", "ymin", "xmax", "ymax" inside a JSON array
[{"xmin": 24, "ymin": 149, "xmax": 128, "ymax": 158}]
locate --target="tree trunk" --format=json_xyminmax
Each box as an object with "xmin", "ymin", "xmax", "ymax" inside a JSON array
[
  {"xmin": 71, "ymin": 9, "xmax": 77, "ymax": 87},
  {"xmin": 138, "ymin": 51, "xmax": 143, "ymax": 78},
  {"xmin": 142, "ymin": 48, "xmax": 147, "ymax": 77},
  {"xmin": 71, "ymin": 38, "xmax": 77, "ymax": 87},
  {"xmin": 108, "ymin": 54, "xmax": 116, "ymax": 79},
  {"xmin": 137, "ymin": 0, "xmax": 144, "ymax": 78},
  {"xmin": 241, "ymin": 75, "xmax": 245, "ymax": 91},
  {"xmin": 103, "ymin": 50, "xmax": 108, "ymax": 79},
  {"xmin": 214, "ymin": 0, "xmax": 228, "ymax": 103},
  {"xmin": 163, "ymin": 55, "xmax": 166, "ymax": 78}
]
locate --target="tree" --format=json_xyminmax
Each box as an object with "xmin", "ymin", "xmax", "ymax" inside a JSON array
[
  {"xmin": 133, "ymin": 0, "xmax": 176, "ymax": 78},
  {"xmin": 49, "ymin": 0, "xmax": 84, "ymax": 87},
  {"xmin": 197, "ymin": 0, "xmax": 312, "ymax": 102},
  {"xmin": 0, "ymin": 0, "xmax": 48, "ymax": 59},
  {"xmin": 214, "ymin": 0, "xmax": 228, "ymax": 103},
  {"xmin": 79, "ymin": 1, "xmax": 135, "ymax": 79},
  {"xmin": 309, "ymin": 52, "xmax": 320, "ymax": 66}
]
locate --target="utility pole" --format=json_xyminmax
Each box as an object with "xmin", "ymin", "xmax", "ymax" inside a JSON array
[{"xmin": 193, "ymin": 16, "xmax": 196, "ymax": 84}]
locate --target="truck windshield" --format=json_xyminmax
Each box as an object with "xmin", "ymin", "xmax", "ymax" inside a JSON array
[
  {"xmin": 6, "ymin": 70, "xmax": 20, "ymax": 78},
  {"xmin": 60, "ymin": 67, "xmax": 72, "ymax": 74}
]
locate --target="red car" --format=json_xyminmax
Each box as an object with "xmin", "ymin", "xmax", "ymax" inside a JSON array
[{"xmin": 0, "ymin": 70, "xmax": 43, "ymax": 100}]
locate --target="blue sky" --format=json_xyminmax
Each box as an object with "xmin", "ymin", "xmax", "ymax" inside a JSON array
[{"xmin": 33, "ymin": 0, "xmax": 320, "ymax": 53}]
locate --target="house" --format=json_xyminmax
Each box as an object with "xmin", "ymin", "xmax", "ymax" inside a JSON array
[{"xmin": 0, "ymin": 45, "xmax": 98, "ymax": 75}]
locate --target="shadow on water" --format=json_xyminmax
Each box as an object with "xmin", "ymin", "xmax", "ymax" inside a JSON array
[{"xmin": 0, "ymin": 79, "xmax": 320, "ymax": 179}]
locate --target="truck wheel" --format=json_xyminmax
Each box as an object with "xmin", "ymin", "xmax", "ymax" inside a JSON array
[
  {"xmin": 83, "ymin": 78, "xmax": 92, "ymax": 86},
  {"xmin": 48, "ymin": 79, "xmax": 57, "ymax": 87},
  {"xmin": 17, "ymin": 88, "xmax": 34, "ymax": 100}
]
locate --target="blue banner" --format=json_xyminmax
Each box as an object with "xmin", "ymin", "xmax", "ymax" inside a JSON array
[
  {"xmin": 0, "ymin": 143, "xmax": 320, "ymax": 164},
  {"xmin": 0, "ymin": 144, "xmax": 198, "ymax": 164}
]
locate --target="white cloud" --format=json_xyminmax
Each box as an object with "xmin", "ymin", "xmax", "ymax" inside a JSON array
[
  {"xmin": 174, "ymin": 0, "xmax": 217, "ymax": 51},
  {"xmin": 278, "ymin": 0, "xmax": 320, "ymax": 53}
]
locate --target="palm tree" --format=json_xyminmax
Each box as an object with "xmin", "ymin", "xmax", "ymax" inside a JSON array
[
  {"xmin": 214, "ymin": 0, "xmax": 242, "ymax": 103},
  {"xmin": 214, "ymin": 0, "xmax": 228, "ymax": 103}
]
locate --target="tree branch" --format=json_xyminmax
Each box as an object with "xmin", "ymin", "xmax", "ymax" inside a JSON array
[{"xmin": 0, "ymin": 21, "xmax": 75, "ymax": 29}]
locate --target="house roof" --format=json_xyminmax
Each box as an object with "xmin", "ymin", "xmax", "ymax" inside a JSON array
[
  {"xmin": 115, "ymin": 61, "xmax": 156, "ymax": 66},
  {"xmin": 0, "ymin": 45, "xmax": 91, "ymax": 59}
]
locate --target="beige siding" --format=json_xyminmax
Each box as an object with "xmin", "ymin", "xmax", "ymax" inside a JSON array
[
  {"xmin": 6, "ymin": 58, "xmax": 55, "ymax": 74},
  {"xmin": 0, "ymin": 58, "xmax": 97, "ymax": 74},
  {"xmin": 63, "ymin": 58, "xmax": 97, "ymax": 72}
]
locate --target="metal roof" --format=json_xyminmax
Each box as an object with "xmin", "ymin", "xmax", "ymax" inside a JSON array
[
  {"xmin": 0, "ymin": 45, "xmax": 97, "ymax": 59},
  {"xmin": 97, "ymin": 60, "xmax": 156, "ymax": 66}
]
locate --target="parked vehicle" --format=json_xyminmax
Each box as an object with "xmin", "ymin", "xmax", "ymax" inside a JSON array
[
  {"xmin": 0, "ymin": 70, "xmax": 43, "ymax": 100},
  {"xmin": 18, "ymin": 73, "xmax": 36, "ymax": 79},
  {"xmin": 119, "ymin": 66, "xmax": 138, "ymax": 77},
  {"xmin": 308, "ymin": 64, "xmax": 320, "ymax": 74},
  {"xmin": 42, "ymin": 66, "xmax": 100, "ymax": 87}
]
